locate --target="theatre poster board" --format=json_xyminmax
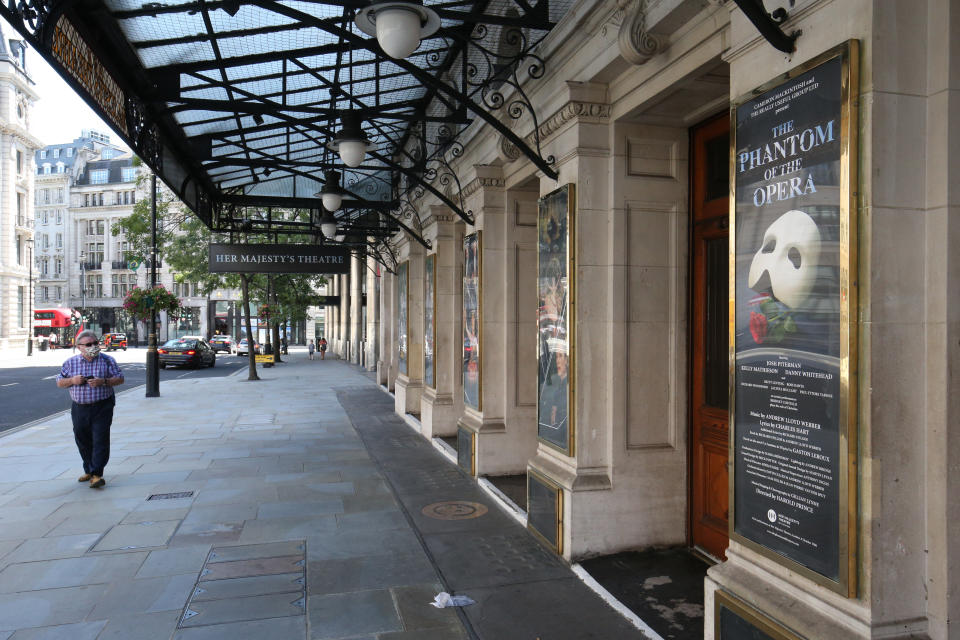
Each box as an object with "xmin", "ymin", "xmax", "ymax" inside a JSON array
[
  {"xmin": 463, "ymin": 233, "xmax": 481, "ymax": 409},
  {"xmin": 537, "ymin": 184, "xmax": 575, "ymax": 454},
  {"xmin": 398, "ymin": 261, "xmax": 408, "ymax": 375},
  {"xmin": 424, "ymin": 254, "xmax": 436, "ymax": 388},
  {"xmin": 730, "ymin": 41, "xmax": 859, "ymax": 596},
  {"xmin": 714, "ymin": 591, "xmax": 805, "ymax": 640}
]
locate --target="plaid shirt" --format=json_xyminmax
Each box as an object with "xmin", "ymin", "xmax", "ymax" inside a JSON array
[{"xmin": 59, "ymin": 353, "xmax": 123, "ymax": 404}]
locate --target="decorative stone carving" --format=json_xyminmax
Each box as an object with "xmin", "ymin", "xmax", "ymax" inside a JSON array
[
  {"xmin": 461, "ymin": 176, "xmax": 506, "ymax": 199},
  {"xmin": 617, "ymin": 0, "xmax": 663, "ymax": 65},
  {"xmin": 500, "ymin": 100, "xmax": 611, "ymax": 161}
]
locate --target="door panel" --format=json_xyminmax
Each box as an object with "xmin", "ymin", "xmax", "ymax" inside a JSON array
[{"xmin": 690, "ymin": 113, "xmax": 730, "ymax": 560}]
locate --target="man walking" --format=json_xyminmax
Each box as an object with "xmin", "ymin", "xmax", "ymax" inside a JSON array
[{"xmin": 57, "ymin": 330, "xmax": 124, "ymax": 488}]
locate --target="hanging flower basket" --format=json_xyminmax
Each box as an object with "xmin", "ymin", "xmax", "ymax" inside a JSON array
[
  {"xmin": 258, "ymin": 304, "xmax": 274, "ymax": 321},
  {"xmin": 123, "ymin": 285, "xmax": 182, "ymax": 321}
]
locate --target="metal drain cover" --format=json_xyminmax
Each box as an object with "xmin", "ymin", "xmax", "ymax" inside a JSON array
[
  {"xmin": 147, "ymin": 491, "xmax": 195, "ymax": 500},
  {"xmin": 421, "ymin": 501, "xmax": 489, "ymax": 520}
]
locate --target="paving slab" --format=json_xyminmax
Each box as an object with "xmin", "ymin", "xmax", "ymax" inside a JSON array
[
  {"xmin": 0, "ymin": 585, "xmax": 105, "ymax": 630},
  {"xmin": 307, "ymin": 589, "xmax": 402, "ymax": 639},
  {"xmin": 0, "ymin": 534, "xmax": 99, "ymax": 564},
  {"xmin": 172, "ymin": 614, "xmax": 306, "ymax": 639},
  {"xmin": 94, "ymin": 610, "xmax": 181, "ymax": 640},
  {"xmin": 89, "ymin": 573, "xmax": 198, "ymax": 617},
  {"xmin": 192, "ymin": 572, "xmax": 303, "ymax": 601},
  {"xmin": 7, "ymin": 620, "xmax": 106, "ymax": 640},
  {"xmin": 0, "ymin": 552, "xmax": 149, "ymax": 593},
  {"xmin": 206, "ymin": 540, "xmax": 305, "ymax": 563},
  {"xmin": 137, "ymin": 545, "xmax": 211, "ymax": 578},
  {"xmin": 92, "ymin": 520, "xmax": 179, "ymax": 551},
  {"xmin": 179, "ymin": 592, "xmax": 305, "ymax": 627}
]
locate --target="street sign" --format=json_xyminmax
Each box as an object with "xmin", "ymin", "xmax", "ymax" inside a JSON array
[
  {"xmin": 209, "ymin": 244, "xmax": 350, "ymax": 274},
  {"xmin": 255, "ymin": 354, "xmax": 275, "ymax": 363}
]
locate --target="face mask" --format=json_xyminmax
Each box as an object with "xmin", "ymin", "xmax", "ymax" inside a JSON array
[{"xmin": 84, "ymin": 344, "xmax": 101, "ymax": 357}]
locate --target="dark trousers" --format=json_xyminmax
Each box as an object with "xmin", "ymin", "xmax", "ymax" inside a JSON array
[{"xmin": 71, "ymin": 396, "xmax": 115, "ymax": 476}]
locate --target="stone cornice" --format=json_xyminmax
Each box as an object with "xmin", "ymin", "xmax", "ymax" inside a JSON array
[
  {"xmin": 0, "ymin": 122, "xmax": 44, "ymax": 150},
  {"xmin": 501, "ymin": 99, "xmax": 611, "ymax": 162},
  {"xmin": 461, "ymin": 176, "xmax": 505, "ymax": 199}
]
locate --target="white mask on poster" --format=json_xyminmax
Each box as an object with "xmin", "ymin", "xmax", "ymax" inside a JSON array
[{"xmin": 747, "ymin": 209, "xmax": 822, "ymax": 310}]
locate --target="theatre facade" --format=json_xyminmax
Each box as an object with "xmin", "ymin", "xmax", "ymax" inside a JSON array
[{"xmin": 338, "ymin": 0, "xmax": 960, "ymax": 638}]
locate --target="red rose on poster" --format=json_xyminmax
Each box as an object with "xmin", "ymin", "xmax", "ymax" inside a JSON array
[{"xmin": 750, "ymin": 311, "xmax": 768, "ymax": 344}]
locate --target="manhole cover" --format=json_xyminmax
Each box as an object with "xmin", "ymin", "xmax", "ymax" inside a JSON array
[
  {"xmin": 421, "ymin": 501, "xmax": 489, "ymax": 520},
  {"xmin": 147, "ymin": 491, "xmax": 195, "ymax": 500}
]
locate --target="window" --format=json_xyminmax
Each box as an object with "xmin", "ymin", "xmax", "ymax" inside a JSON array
[
  {"xmin": 16, "ymin": 150, "xmax": 22, "ymax": 175},
  {"xmin": 41, "ymin": 211, "xmax": 48, "ymax": 225},
  {"xmin": 66, "ymin": 147, "xmax": 73, "ymax": 157},
  {"xmin": 43, "ymin": 164, "xmax": 50, "ymax": 174},
  {"xmin": 55, "ymin": 257, "xmax": 62, "ymax": 275},
  {"xmin": 18, "ymin": 287, "xmax": 24, "ymax": 327},
  {"xmin": 43, "ymin": 189, "xmax": 50, "ymax": 204},
  {"xmin": 56, "ymin": 232, "xmax": 62, "ymax": 248},
  {"xmin": 41, "ymin": 259, "xmax": 48, "ymax": 275},
  {"xmin": 121, "ymin": 167, "xmax": 137, "ymax": 182},
  {"xmin": 98, "ymin": 193, "xmax": 104, "ymax": 206},
  {"xmin": 84, "ymin": 194, "xmax": 90, "ymax": 207},
  {"xmin": 56, "ymin": 163, "xmax": 64, "ymax": 174},
  {"xmin": 53, "ymin": 148, "xmax": 59, "ymax": 158},
  {"xmin": 16, "ymin": 236, "xmax": 21, "ymax": 264},
  {"xmin": 39, "ymin": 149, "xmax": 46, "ymax": 159},
  {"xmin": 56, "ymin": 210, "xmax": 62, "ymax": 224},
  {"xmin": 102, "ymin": 149, "xmax": 114, "ymax": 160},
  {"xmin": 96, "ymin": 275, "xmax": 103, "ymax": 298},
  {"xmin": 87, "ymin": 242, "xmax": 104, "ymax": 264},
  {"xmin": 56, "ymin": 286, "xmax": 62, "ymax": 300},
  {"xmin": 112, "ymin": 273, "xmax": 133, "ymax": 298},
  {"xmin": 90, "ymin": 169, "xmax": 108, "ymax": 184},
  {"xmin": 42, "ymin": 234, "xmax": 49, "ymax": 249},
  {"xmin": 42, "ymin": 286, "xmax": 48, "ymax": 301},
  {"xmin": 57, "ymin": 188, "xmax": 64, "ymax": 203}
]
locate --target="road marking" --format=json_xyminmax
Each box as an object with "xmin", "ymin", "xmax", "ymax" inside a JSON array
[
  {"xmin": 177, "ymin": 372, "xmax": 192, "ymax": 379},
  {"xmin": 1, "ymin": 383, "xmax": 19, "ymax": 387},
  {"xmin": 42, "ymin": 375, "xmax": 58, "ymax": 380}
]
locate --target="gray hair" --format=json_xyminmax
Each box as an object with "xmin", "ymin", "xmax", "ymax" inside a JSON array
[{"xmin": 76, "ymin": 330, "xmax": 98, "ymax": 344}]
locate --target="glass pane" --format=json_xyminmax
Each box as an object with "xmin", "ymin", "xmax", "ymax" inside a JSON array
[
  {"xmin": 704, "ymin": 236, "xmax": 729, "ymax": 409},
  {"xmin": 705, "ymin": 133, "xmax": 730, "ymax": 202}
]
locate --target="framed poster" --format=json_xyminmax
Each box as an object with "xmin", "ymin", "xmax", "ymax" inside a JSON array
[
  {"xmin": 462, "ymin": 233, "xmax": 481, "ymax": 409},
  {"xmin": 527, "ymin": 469, "xmax": 563, "ymax": 554},
  {"xmin": 398, "ymin": 261, "xmax": 408, "ymax": 375},
  {"xmin": 715, "ymin": 591, "xmax": 805, "ymax": 640},
  {"xmin": 537, "ymin": 184, "xmax": 575, "ymax": 454},
  {"xmin": 424, "ymin": 254, "xmax": 436, "ymax": 388},
  {"xmin": 730, "ymin": 41, "xmax": 859, "ymax": 595}
]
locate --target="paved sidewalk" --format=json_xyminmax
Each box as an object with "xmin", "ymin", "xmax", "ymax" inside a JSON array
[{"xmin": 0, "ymin": 352, "xmax": 643, "ymax": 639}]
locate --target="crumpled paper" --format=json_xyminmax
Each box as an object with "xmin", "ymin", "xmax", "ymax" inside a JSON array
[{"xmin": 430, "ymin": 591, "xmax": 476, "ymax": 608}]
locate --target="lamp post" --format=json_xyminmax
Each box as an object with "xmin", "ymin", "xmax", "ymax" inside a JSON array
[
  {"xmin": 26, "ymin": 237, "xmax": 33, "ymax": 356},
  {"xmin": 145, "ymin": 173, "xmax": 160, "ymax": 397}
]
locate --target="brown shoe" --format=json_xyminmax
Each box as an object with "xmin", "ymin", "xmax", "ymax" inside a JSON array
[
  {"xmin": 89, "ymin": 475, "xmax": 105, "ymax": 488},
  {"xmin": 78, "ymin": 473, "xmax": 93, "ymax": 482}
]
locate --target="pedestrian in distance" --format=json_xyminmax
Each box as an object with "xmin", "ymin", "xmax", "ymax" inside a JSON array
[
  {"xmin": 56, "ymin": 330, "xmax": 124, "ymax": 489},
  {"xmin": 319, "ymin": 336, "xmax": 328, "ymax": 360},
  {"xmin": 308, "ymin": 339, "xmax": 315, "ymax": 360}
]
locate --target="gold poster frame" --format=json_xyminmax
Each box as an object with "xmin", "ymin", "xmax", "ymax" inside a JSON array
[
  {"xmin": 536, "ymin": 183, "xmax": 576, "ymax": 456},
  {"xmin": 425, "ymin": 253, "xmax": 437, "ymax": 389},
  {"xmin": 527, "ymin": 468, "xmax": 564, "ymax": 555},
  {"xmin": 398, "ymin": 261, "xmax": 409, "ymax": 375},
  {"xmin": 463, "ymin": 232, "xmax": 482, "ymax": 411},
  {"xmin": 714, "ymin": 590, "xmax": 806, "ymax": 640},
  {"xmin": 728, "ymin": 40, "xmax": 859, "ymax": 597}
]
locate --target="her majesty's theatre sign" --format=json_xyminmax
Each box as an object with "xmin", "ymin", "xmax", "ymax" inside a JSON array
[
  {"xmin": 731, "ymin": 41, "xmax": 859, "ymax": 596},
  {"xmin": 208, "ymin": 244, "xmax": 350, "ymax": 274}
]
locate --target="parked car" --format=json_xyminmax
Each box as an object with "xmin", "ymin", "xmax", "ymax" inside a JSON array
[
  {"xmin": 209, "ymin": 335, "xmax": 233, "ymax": 353},
  {"xmin": 103, "ymin": 333, "xmax": 127, "ymax": 351},
  {"xmin": 157, "ymin": 337, "xmax": 216, "ymax": 369},
  {"xmin": 236, "ymin": 339, "xmax": 260, "ymax": 356}
]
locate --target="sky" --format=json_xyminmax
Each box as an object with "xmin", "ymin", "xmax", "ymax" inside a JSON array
[{"xmin": 28, "ymin": 45, "xmax": 130, "ymax": 149}]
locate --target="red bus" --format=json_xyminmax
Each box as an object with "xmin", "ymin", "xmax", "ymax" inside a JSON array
[{"xmin": 33, "ymin": 308, "xmax": 84, "ymax": 348}]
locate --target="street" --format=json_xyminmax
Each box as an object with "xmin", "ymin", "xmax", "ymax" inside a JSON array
[{"xmin": 0, "ymin": 347, "xmax": 252, "ymax": 433}]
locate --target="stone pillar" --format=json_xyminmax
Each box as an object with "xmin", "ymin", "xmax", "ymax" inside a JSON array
[
  {"xmin": 350, "ymin": 252, "xmax": 363, "ymax": 364},
  {"xmin": 419, "ymin": 207, "xmax": 459, "ymax": 438},
  {"xmin": 456, "ymin": 165, "xmax": 509, "ymax": 475},
  {"xmin": 378, "ymin": 263, "xmax": 394, "ymax": 386},
  {"xmin": 394, "ymin": 239, "xmax": 425, "ymax": 415},
  {"xmin": 338, "ymin": 274, "xmax": 350, "ymax": 359},
  {"xmin": 365, "ymin": 244, "xmax": 379, "ymax": 371}
]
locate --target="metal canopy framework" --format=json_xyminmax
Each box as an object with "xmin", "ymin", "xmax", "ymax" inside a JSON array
[{"xmin": 2, "ymin": 0, "xmax": 565, "ymax": 254}]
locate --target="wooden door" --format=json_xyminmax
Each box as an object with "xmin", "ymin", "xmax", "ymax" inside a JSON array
[{"xmin": 689, "ymin": 113, "xmax": 730, "ymax": 560}]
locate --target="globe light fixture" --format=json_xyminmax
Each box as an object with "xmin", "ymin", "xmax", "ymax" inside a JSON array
[
  {"xmin": 314, "ymin": 171, "xmax": 348, "ymax": 211},
  {"xmin": 319, "ymin": 208, "xmax": 339, "ymax": 239},
  {"xmin": 327, "ymin": 113, "xmax": 376, "ymax": 168},
  {"xmin": 355, "ymin": 0, "xmax": 441, "ymax": 60}
]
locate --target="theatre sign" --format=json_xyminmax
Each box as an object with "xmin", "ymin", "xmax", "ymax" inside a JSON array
[
  {"xmin": 208, "ymin": 244, "xmax": 350, "ymax": 274},
  {"xmin": 730, "ymin": 41, "xmax": 859, "ymax": 596}
]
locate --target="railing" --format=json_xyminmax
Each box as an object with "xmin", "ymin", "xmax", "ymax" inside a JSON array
[
  {"xmin": 111, "ymin": 260, "xmax": 130, "ymax": 269},
  {"xmin": 83, "ymin": 261, "xmax": 102, "ymax": 270}
]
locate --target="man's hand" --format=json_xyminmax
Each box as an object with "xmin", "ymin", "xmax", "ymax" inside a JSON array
[
  {"xmin": 87, "ymin": 377, "xmax": 106, "ymax": 387},
  {"xmin": 71, "ymin": 375, "xmax": 86, "ymax": 386}
]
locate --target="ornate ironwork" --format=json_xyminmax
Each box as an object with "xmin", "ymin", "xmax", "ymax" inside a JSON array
[
  {"xmin": 732, "ymin": 0, "xmax": 800, "ymax": 53},
  {"xmin": 125, "ymin": 97, "xmax": 162, "ymax": 171},
  {"xmin": 12, "ymin": 0, "xmax": 55, "ymax": 37}
]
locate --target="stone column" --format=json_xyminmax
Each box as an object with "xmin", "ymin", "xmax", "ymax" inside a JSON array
[
  {"xmin": 350, "ymin": 251, "xmax": 363, "ymax": 364},
  {"xmin": 394, "ymin": 239, "xmax": 425, "ymax": 415},
  {"xmin": 365, "ymin": 244, "xmax": 379, "ymax": 371},
  {"xmin": 338, "ymin": 274, "xmax": 350, "ymax": 359},
  {"xmin": 419, "ymin": 207, "xmax": 459, "ymax": 438},
  {"xmin": 456, "ymin": 165, "xmax": 509, "ymax": 475},
  {"xmin": 378, "ymin": 263, "xmax": 394, "ymax": 386}
]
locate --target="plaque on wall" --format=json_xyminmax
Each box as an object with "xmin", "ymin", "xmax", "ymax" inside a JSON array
[
  {"xmin": 715, "ymin": 591, "xmax": 805, "ymax": 640},
  {"xmin": 731, "ymin": 41, "xmax": 859, "ymax": 595},
  {"xmin": 457, "ymin": 426, "xmax": 474, "ymax": 476},
  {"xmin": 462, "ymin": 233, "xmax": 481, "ymax": 409},
  {"xmin": 537, "ymin": 184, "xmax": 575, "ymax": 455},
  {"xmin": 425, "ymin": 254, "xmax": 436, "ymax": 389},
  {"xmin": 398, "ymin": 261, "xmax": 408, "ymax": 375},
  {"xmin": 527, "ymin": 470, "xmax": 562, "ymax": 554}
]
